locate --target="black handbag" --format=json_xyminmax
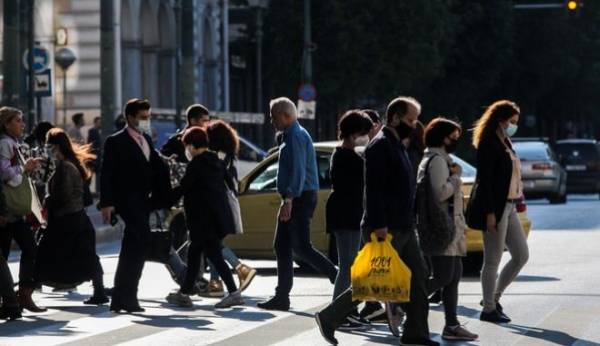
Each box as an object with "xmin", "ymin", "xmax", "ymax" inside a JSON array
[
  {"xmin": 416, "ymin": 155, "xmax": 456, "ymax": 254},
  {"xmin": 146, "ymin": 210, "xmax": 172, "ymax": 263}
]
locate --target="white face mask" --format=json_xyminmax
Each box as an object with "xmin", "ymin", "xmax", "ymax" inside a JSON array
[
  {"xmin": 137, "ymin": 119, "xmax": 152, "ymax": 135},
  {"xmin": 354, "ymin": 135, "xmax": 370, "ymax": 147},
  {"xmin": 185, "ymin": 146, "xmax": 194, "ymax": 161}
]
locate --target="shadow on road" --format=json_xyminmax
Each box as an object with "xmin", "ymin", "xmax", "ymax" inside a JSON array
[
  {"xmin": 459, "ymin": 275, "xmax": 560, "ymax": 283},
  {"xmin": 132, "ymin": 313, "xmax": 212, "ymax": 331},
  {"xmin": 505, "ymin": 324, "xmax": 600, "ymax": 346}
]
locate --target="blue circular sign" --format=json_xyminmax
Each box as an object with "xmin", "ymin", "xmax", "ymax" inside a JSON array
[
  {"xmin": 23, "ymin": 46, "xmax": 50, "ymax": 73},
  {"xmin": 298, "ymin": 83, "xmax": 317, "ymax": 102}
]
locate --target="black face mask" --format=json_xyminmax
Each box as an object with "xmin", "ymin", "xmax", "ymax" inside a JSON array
[
  {"xmin": 446, "ymin": 138, "xmax": 459, "ymax": 153},
  {"xmin": 394, "ymin": 121, "xmax": 414, "ymax": 139}
]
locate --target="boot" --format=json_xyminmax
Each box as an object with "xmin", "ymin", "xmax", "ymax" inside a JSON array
[
  {"xmin": 235, "ymin": 263, "xmax": 257, "ymax": 292},
  {"xmin": 18, "ymin": 286, "xmax": 47, "ymax": 313},
  {"xmin": 0, "ymin": 305, "xmax": 22, "ymax": 321}
]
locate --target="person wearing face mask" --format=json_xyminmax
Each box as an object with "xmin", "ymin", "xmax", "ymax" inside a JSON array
[
  {"xmin": 35, "ymin": 129, "xmax": 108, "ymax": 305},
  {"xmin": 466, "ymin": 100, "xmax": 528, "ymax": 324},
  {"xmin": 325, "ymin": 110, "xmax": 372, "ymax": 330},
  {"xmin": 100, "ymin": 98, "xmax": 172, "ymax": 313},
  {"xmin": 417, "ymin": 118, "xmax": 478, "ymax": 341},
  {"xmin": 166, "ymin": 126, "xmax": 244, "ymax": 309},
  {"xmin": 316, "ymin": 97, "xmax": 438, "ymax": 346}
]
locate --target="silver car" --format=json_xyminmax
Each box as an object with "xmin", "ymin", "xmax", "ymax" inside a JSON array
[{"xmin": 513, "ymin": 141, "xmax": 567, "ymax": 204}]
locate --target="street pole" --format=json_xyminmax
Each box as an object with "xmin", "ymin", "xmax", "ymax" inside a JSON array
[
  {"xmin": 2, "ymin": 0, "xmax": 20, "ymax": 107},
  {"xmin": 174, "ymin": 0, "xmax": 182, "ymax": 129},
  {"xmin": 100, "ymin": 0, "xmax": 116, "ymax": 141},
  {"xmin": 180, "ymin": 0, "xmax": 195, "ymax": 110},
  {"xmin": 222, "ymin": 0, "xmax": 230, "ymax": 112},
  {"xmin": 63, "ymin": 70, "xmax": 67, "ymax": 126},
  {"xmin": 302, "ymin": 0, "xmax": 315, "ymax": 137},
  {"xmin": 255, "ymin": 5, "xmax": 263, "ymax": 114},
  {"xmin": 27, "ymin": 0, "xmax": 35, "ymax": 131}
]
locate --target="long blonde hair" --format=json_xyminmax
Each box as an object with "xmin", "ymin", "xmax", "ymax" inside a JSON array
[{"xmin": 472, "ymin": 100, "xmax": 520, "ymax": 148}]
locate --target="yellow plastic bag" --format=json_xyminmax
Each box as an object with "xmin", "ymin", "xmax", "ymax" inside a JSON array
[{"xmin": 351, "ymin": 233, "xmax": 412, "ymax": 303}]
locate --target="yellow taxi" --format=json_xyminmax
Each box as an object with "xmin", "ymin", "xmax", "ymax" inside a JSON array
[{"xmin": 223, "ymin": 141, "xmax": 532, "ymax": 273}]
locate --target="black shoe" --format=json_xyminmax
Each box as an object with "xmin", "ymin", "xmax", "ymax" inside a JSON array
[
  {"xmin": 257, "ymin": 296, "xmax": 290, "ymax": 311},
  {"xmin": 110, "ymin": 300, "xmax": 145, "ymax": 313},
  {"xmin": 359, "ymin": 301, "xmax": 386, "ymax": 322},
  {"xmin": 315, "ymin": 312, "xmax": 338, "ymax": 345},
  {"xmin": 338, "ymin": 317, "xmax": 366, "ymax": 331},
  {"xmin": 479, "ymin": 299, "xmax": 504, "ymax": 313},
  {"xmin": 480, "ymin": 309, "xmax": 511, "ymax": 323},
  {"xmin": 400, "ymin": 338, "xmax": 440, "ymax": 346},
  {"xmin": 429, "ymin": 290, "xmax": 442, "ymax": 304},
  {"xmin": 84, "ymin": 294, "xmax": 110, "ymax": 305},
  {"xmin": 0, "ymin": 305, "xmax": 22, "ymax": 321}
]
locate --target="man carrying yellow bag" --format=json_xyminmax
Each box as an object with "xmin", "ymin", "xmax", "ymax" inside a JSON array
[
  {"xmin": 315, "ymin": 97, "xmax": 437, "ymax": 346},
  {"xmin": 351, "ymin": 233, "xmax": 411, "ymax": 303}
]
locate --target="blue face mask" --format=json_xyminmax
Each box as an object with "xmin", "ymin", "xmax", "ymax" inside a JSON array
[{"xmin": 505, "ymin": 123, "xmax": 518, "ymax": 137}]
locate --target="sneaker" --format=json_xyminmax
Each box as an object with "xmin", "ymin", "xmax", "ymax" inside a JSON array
[
  {"xmin": 257, "ymin": 295, "xmax": 290, "ymax": 311},
  {"xmin": 198, "ymin": 280, "xmax": 225, "ymax": 298},
  {"xmin": 429, "ymin": 290, "xmax": 442, "ymax": 304},
  {"xmin": 315, "ymin": 312, "xmax": 339, "ymax": 345},
  {"xmin": 359, "ymin": 301, "xmax": 386, "ymax": 323},
  {"xmin": 442, "ymin": 324, "xmax": 479, "ymax": 341},
  {"xmin": 215, "ymin": 291, "xmax": 245, "ymax": 309},
  {"xmin": 338, "ymin": 317, "xmax": 367, "ymax": 331},
  {"xmin": 479, "ymin": 299, "xmax": 505, "ymax": 313},
  {"xmin": 400, "ymin": 338, "xmax": 440, "ymax": 346},
  {"xmin": 166, "ymin": 291, "xmax": 193, "ymax": 308},
  {"xmin": 235, "ymin": 264, "xmax": 257, "ymax": 292},
  {"xmin": 480, "ymin": 309, "xmax": 511, "ymax": 323},
  {"xmin": 347, "ymin": 313, "xmax": 371, "ymax": 326},
  {"xmin": 385, "ymin": 302, "xmax": 405, "ymax": 337}
]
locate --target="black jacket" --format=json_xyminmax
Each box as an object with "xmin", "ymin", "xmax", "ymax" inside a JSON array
[
  {"xmin": 99, "ymin": 129, "xmax": 171, "ymax": 213},
  {"xmin": 326, "ymin": 147, "xmax": 364, "ymax": 233},
  {"xmin": 161, "ymin": 130, "xmax": 188, "ymax": 163},
  {"xmin": 466, "ymin": 133, "xmax": 513, "ymax": 231},
  {"xmin": 361, "ymin": 127, "xmax": 416, "ymax": 232},
  {"xmin": 172, "ymin": 151, "xmax": 235, "ymax": 241}
]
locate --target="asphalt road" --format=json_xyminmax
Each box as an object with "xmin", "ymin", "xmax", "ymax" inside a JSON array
[{"xmin": 2, "ymin": 196, "xmax": 600, "ymax": 345}]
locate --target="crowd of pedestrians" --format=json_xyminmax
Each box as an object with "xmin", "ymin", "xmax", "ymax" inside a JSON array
[{"xmin": 0, "ymin": 95, "xmax": 529, "ymax": 346}]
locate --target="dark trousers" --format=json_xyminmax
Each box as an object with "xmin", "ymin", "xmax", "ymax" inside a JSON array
[
  {"xmin": 320, "ymin": 229, "xmax": 430, "ymax": 340},
  {"xmin": 112, "ymin": 209, "xmax": 150, "ymax": 303},
  {"xmin": 0, "ymin": 254, "xmax": 18, "ymax": 307},
  {"xmin": 0, "ymin": 219, "xmax": 38, "ymax": 288},
  {"xmin": 273, "ymin": 191, "xmax": 337, "ymax": 298},
  {"xmin": 427, "ymin": 256, "xmax": 462, "ymax": 326},
  {"xmin": 182, "ymin": 237, "xmax": 236, "ymax": 295}
]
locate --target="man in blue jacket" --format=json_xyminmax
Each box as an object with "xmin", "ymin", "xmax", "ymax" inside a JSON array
[
  {"xmin": 258, "ymin": 97, "xmax": 337, "ymax": 311},
  {"xmin": 315, "ymin": 97, "xmax": 438, "ymax": 346}
]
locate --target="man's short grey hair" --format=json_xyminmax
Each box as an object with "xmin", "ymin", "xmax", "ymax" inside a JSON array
[{"xmin": 269, "ymin": 97, "xmax": 297, "ymax": 118}]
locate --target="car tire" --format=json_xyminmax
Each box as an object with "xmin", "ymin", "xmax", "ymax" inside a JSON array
[
  {"xmin": 462, "ymin": 252, "xmax": 484, "ymax": 277},
  {"xmin": 549, "ymin": 182, "xmax": 568, "ymax": 204}
]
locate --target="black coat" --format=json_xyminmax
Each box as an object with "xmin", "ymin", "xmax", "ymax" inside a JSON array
[
  {"xmin": 326, "ymin": 147, "xmax": 364, "ymax": 233},
  {"xmin": 466, "ymin": 133, "xmax": 514, "ymax": 231},
  {"xmin": 99, "ymin": 129, "xmax": 171, "ymax": 213},
  {"xmin": 361, "ymin": 127, "xmax": 416, "ymax": 233},
  {"xmin": 161, "ymin": 130, "xmax": 188, "ymax": 163},
  {"xmin": 172, "ymin": 151, "xmax": 235, "ymax": 241}
]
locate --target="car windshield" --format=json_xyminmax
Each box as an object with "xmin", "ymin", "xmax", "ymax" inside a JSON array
[
  {"xmin": 555, "ymin": 143, "xmax": 600, "ymax": 163},
  {"xmin": 514, "ymin": 143, "xmax": 550, "ymax": 161},
  {"xmin": 450, "ymin": 154, "xmax": 476, "ymax": 178}
]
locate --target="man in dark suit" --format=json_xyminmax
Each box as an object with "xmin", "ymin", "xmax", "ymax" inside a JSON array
[
  {"xmin": 315, "ymin": 97, "xmax": 438, "ymax": 346},
  {"xmin": 161, "ymin": 104, "xmax": 210, "ymax": 163},
  {"xmin": 100, "ymin": 98, "xmax": 170, "ymax": 313}
]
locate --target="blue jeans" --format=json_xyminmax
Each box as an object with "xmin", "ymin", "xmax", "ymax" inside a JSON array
[
  {"xmin": 332, "ymin": 230, "xmax": 361, "ymax": 299},
  {"xmin": 209, "ymin": 245, "xmax": 241, "ymax": 281},
  {"xmin": 273, "ymin": 191, "xmax": 337, "ymax": 298}
]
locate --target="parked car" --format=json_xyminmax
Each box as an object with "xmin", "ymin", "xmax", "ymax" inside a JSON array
[
  {"xmin": 512, "ymin": 141, "xmax": 567, "ymax": 204},
  {"xmin": 217, "ymin": 141, "xmax": 532, "ymax": 274},
  {"xmin": 237, "ymin": 136, "xmax": 267, "ymax": 178},
  {"xmin": 555, "ymin": 139, "xmax": 600, "ymax": 197}
]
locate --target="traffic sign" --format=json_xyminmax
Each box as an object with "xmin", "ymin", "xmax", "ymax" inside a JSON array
[
  {"xmin": 24, "ymin": 69, "xmax": 52, "ymax": 97},
  {"xmin": 298, "ymin": 83, "xmax": 317, "ymax": 102},
  {"xmin": 23, "ymin": 46, "xmax": 51, "ymax": 73}
]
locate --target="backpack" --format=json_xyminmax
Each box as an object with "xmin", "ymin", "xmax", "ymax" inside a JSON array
[{"xmin": 416, "ymin": 155, "xmax": 456, "ymax": 254}]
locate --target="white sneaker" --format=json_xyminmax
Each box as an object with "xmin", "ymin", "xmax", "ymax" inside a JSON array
[{"xmin": 215, "ymin": 291, "xmax": 245, "ymax": 309}]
